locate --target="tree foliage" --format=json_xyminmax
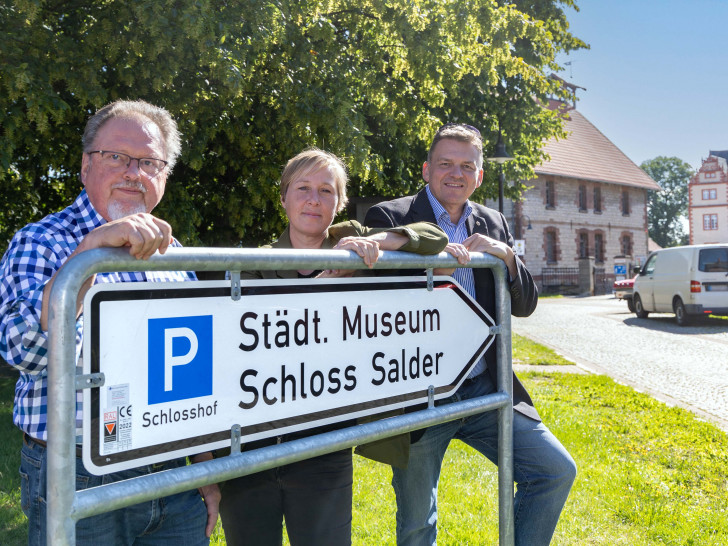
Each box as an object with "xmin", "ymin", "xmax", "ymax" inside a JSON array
[
  {"xmin": 640, "ymin": 156, "xmax": 693, "ymax": 248},
  {"xmin": 1, "ymin": 0, "xmax": 585, "ymax": 247}
]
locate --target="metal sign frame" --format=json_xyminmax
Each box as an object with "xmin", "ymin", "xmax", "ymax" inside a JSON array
[
  {"xmin": 82, "ymin": 276, "xmax": 496, "ymax": 473},
  {"xmin": 46, "ymin": 247, "xmax": 515, "ymax": 545}
]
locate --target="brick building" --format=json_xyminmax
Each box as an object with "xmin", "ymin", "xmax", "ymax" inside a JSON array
[
  {"xmin": 490, "ymin": 103, "xmax": 661, "ymax": 292},
  {"xmin": 688, "ymin": 151, "xmax": 728, "ymax": 244}
]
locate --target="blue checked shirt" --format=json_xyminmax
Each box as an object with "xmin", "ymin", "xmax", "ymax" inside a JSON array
[
  {"xmin": 0, "ymin": 190, "xmax": 195, "ymax": 440},
  {"xmin": 425, "ymin": 186, "xmax": 486, "ymax": 379}
]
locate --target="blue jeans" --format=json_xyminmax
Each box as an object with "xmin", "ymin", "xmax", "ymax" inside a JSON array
[
  {"xmin": 392, "ymin": 373, "xmax": 576, "ymax": 546},
  {"xmin": 20, "ymin": 436, "xmax": 209, "ymax": 546}
]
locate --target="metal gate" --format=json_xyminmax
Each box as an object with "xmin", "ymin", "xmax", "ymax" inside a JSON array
[
  {"xmin": 541, "ymin": 266, "xmax": 579, "ymax": 293},
  {"xmin": 593, "ymin": 267, "xmax": 610, "ymax": 295},
  {"xmin": 46, "ymin": 248, "xmax": 515, "ymax": 545}
]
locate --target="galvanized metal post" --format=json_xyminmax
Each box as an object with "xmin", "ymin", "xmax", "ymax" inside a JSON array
[
  {"xmin": 47, "ymin": 251, "xmax": 101, "ymax": 545},
  {"xmin": 44, "ymin": 248, "xmax": 514, "ymax": 545},
  {"xmin": 493, "ymin": 262, "xmax": 515, "ymax": 545}
]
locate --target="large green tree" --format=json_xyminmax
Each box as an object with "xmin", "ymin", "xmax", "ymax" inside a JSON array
[
  {"xmin": 641, "ymin": 156, "xmax": 693, "ymax": 248},
  {"xmin": 1, "ymin": 0, "xmax": 585, "ymax": 247}
]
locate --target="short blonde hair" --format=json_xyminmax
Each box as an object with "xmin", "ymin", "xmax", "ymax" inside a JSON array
[{"xmin": 280, "ymin": 148, "xmax": 349, "ymax": 213}]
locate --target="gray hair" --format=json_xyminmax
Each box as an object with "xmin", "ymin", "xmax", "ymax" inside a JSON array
[{"xmin": 82, "ymin": 99, "xmax": 182, "ymax": 171}]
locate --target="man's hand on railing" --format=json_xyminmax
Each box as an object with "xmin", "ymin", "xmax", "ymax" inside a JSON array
[
  {"xmin": 463, "ymin": 234, "xmax": 517, "ymax": 280},
  {"xmin": 434, "ymin": 242, "xmax": 470, "ymax": 275}
]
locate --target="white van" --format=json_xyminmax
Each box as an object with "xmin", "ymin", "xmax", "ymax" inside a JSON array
[{"xmin": 633, "ymin": 244, "xmax": 728, "ymax": 326}]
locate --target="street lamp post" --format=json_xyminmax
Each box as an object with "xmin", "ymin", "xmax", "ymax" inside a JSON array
[
  {"xmin": 486, "ymin": 130, "xmax": 513, "ymax": 214},
  {"xmin": 517, "ymin": 213, "xmax": 533, "ymax": 239}
]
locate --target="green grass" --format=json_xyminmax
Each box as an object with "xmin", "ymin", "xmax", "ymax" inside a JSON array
[
  {"xmin": 512, "ymin": 333, "xmax": 574, "ymax": 366},
  {"xmin": 0, "ymin": 372, "xmax": 26, "ymax": 546},
  {"xmin": 226, "ymin": 371, "xmax": 728, "ymax": 545},
  {"xmin": 5, "ymin": 351, "xmax": 728, "ymax": 545},
  {"xmin": 520, "ymin": 373, "xmax": 727, "ymax": 545},
  {"xmin": 338, "ymin": 372, "xmax": 728, "ymax": 545}
]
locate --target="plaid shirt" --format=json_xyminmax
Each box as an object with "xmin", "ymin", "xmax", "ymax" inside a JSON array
[
  {"xmin": 0, "ymin": 190, "xmax": 194, "ymax": 440},
  {"xmin": 425, "ymin": 185, "xmax": 486, "ymax": 379}
]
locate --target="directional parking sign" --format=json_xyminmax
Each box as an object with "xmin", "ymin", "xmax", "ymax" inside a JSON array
[{"xmin": 82, "ymin": 277, "xmax": 495, "ymax": 474}]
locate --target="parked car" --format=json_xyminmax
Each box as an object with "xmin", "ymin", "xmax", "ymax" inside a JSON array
[
  {"xmin": 613, "ymin": 275, "xmax": 637, "ymax": 312},
  {"xmin": 632, "ymin": 244, "xmax": 728, "ymax": 326}
]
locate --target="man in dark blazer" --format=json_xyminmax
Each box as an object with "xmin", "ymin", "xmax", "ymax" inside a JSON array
[{"xmin": 364, "ymin": 123, "xmax": 576, "ymax": 546}]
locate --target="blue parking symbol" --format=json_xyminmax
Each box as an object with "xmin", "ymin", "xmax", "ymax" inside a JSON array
[{"xmin": 148, "ymin": 315, "xmax": 213, "ymax": 404}]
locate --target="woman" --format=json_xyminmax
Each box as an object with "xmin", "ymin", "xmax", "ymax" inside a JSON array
[{"xmin": 218, "ymin": 148, "xmax": 450, "ymax": 546}]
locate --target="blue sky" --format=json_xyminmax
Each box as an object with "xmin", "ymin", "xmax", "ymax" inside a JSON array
[{"xmin": 556, "ymin": 0, "xmax": 728, "ymax": 170}]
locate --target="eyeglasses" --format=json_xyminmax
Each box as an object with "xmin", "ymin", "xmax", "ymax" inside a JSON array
[
  {"xmin": 436, "ymin": 122, "xmax": 481, "ymax": 137},
  {"xmin": 87, "ymin": 150, "xmax": 168, "ymax": 177}
]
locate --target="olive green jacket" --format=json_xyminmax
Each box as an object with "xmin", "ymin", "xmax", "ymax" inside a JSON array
[
  {"xmin": 240, "ymin": 219, "xmax": 448, "ymax": 280},
  {"xmin": 241, "ymin": 219, "xmax": 447, "ymax": 468}
]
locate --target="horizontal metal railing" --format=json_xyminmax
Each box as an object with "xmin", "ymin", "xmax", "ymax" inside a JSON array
[{"xmin": 47, "ymin": 248, "xmax": 514, "ymax": 545}]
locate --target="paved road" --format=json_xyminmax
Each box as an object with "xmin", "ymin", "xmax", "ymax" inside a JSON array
[{"xmin": 512, "ymin": 295, "xmax": 728, "ymax": 432}]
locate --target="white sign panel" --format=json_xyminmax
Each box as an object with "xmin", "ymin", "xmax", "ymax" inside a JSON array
[
  {"xmin": 514, "ymin": 239, "xmax": 525, "ymax": 256},
  {"xmin": 83, "ymin": 277, "xmax": 494, "ymax": 474}
]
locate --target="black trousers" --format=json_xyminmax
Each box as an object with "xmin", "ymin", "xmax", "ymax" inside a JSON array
[{"xmin": 219, "ymin": 449, "xmax": 353, "ymax": 546}]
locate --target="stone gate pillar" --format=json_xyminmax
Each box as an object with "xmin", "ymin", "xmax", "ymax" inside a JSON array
[{"xmin": 579, "ymin": 257, "xmax": 595, "ymax": 295}]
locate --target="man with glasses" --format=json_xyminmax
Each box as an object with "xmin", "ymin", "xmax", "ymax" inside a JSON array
[
  {"xmin": 0, "ymin": 99, "xmax": 220, "ymax": 545},
  {"xmin": 365, "ymin": 123, "xmax": 576, "ymax": 546}
]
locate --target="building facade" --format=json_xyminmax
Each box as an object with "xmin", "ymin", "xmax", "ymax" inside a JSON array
[
  {"xmin": 688, "ymin": 152, "xmax": 728, "ymax": 245},
  {"xmin": 486, "ymin": 106, "xmax": 661, "ymax": 292}
]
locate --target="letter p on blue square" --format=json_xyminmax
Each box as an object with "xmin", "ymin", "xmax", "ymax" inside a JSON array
[{"xmin": 148, "ymin": 315, "xmax": 213, "ymax": 404}]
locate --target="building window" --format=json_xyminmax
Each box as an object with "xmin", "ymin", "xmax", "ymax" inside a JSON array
[
  {"xmin": 545, "ymin": 230, "xmax": 557, "ymax": 263},
  {"xmin": 621, "ymin": 190, "xmax": 630, "ymax": 216},
  {"xmin": 593, "ymin": 186, "xmax": 602, "ymax": 212},
  {"xmin": 704, "ymin": 214, "xmax": 718, "ymax": 230},
  {"xmin": 578, "ymin": 185, "xmax": 587, "ymax": 211},
  {"xmin": 578, "ymin": 232, "xmax": 589, "ymax": 258},
  {"xmin": 595, "ymin": 233, "xmax": 604, "ymax": 263},
  {"xmin": 621, "ymin": 234, "xmax": 632, "ymax": 256},
  {"xmin": 702, "ymin": 188, "xmax": 717, "ymax": 200},
  {"xmin": 705, "ymin": 172, "xmax": 717, "ymax": 179},
  {"xmin": 545, "ymin": 180, "xmax": 555, "ymax": 208}
]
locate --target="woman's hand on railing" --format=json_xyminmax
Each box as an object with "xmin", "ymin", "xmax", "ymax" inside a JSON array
[
  {"xmin": 334, "ymin": 236, "xmax": 382, "ymax": 267},
  {"xmin": 319, "ymin": 236, "xmax": 383, "ymax": 277}
]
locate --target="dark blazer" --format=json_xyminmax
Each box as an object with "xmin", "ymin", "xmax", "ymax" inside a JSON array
[{"xmin": 364, "ymin": 188, "xmax": 540, "ymax": 421}]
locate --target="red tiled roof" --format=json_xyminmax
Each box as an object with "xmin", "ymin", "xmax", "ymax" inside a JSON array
[{"xmin": 535, "ymin": 109, "xmax": 661, "ymax": 190}]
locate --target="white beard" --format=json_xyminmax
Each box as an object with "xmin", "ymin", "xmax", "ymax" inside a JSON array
[{"xmin": 107, "ymin": 200, "xmax": 147, "ymax": 221}]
